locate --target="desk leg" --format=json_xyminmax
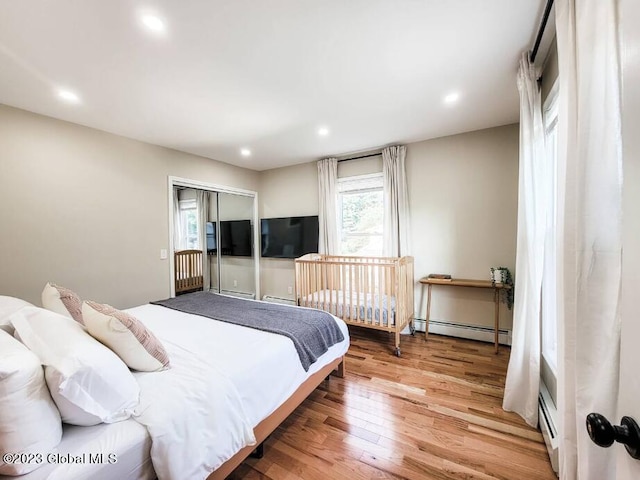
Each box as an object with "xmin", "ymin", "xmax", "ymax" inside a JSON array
[
  {"xmin": 425, "ymin": 284, "xmax": 432, "ymax": 340},
  {"xmin": 494, "ymin": 288, "xmax": 499, "ymax": 354}
]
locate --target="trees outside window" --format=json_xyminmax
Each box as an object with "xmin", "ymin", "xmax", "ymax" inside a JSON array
[{"xmin": 338, "ymin": 174, "xmax": 384, "ymax": 256}]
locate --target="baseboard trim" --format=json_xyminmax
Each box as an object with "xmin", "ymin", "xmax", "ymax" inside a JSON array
[
  {"xmin": 219, "ymin": 289, "xmax": 256, "ymax": 300},
  {"xmin": 539, "ymin": 382, "xmax": 559, "ymax": 474},
  {"xmin": 411, "ymin": 318, "xmax": 512, "ymax": 346},
  {"xmin": 261, "ymin": 295, "xmax": 296, "ymax": 306}
]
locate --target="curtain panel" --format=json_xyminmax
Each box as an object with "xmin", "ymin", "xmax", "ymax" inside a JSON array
[
  {"xmin": 555, "ymin": 1, "xmax": 623, "ymax": 479},
  {"xmin": 317, "ymin": 158, "xmax": 339, "ymax": 255},
  {"xmin": 382, "ymin": 146, "xmax": 411, "ymax": 257},
  {"xmin": 173, "ymin": 188, "xmax": 184, "ymax": 251},
  {"xmin": 502, "ymin": 53, "xmax": 548, "ymax": 428},
  {"xmin": 196, "ymin": 190, "xmax": 211, "ymax": 291}
]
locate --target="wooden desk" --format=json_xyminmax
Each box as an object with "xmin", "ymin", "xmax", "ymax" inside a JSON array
[{"xmin": 419, "ymin": 277, "xmax": 511, "ymax": 353}]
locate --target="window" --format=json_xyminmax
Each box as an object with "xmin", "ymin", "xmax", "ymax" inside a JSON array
[
  {"xmin": 541, "ymin": 83, "xmax": 559, "ymax": 402},
  {"xmin": 179, "ymin": 199, "xmax": 199, "ymax": 249},
  {"xmin": 338, "ymin": 174, "xmax": 384, "ymax": 256}
]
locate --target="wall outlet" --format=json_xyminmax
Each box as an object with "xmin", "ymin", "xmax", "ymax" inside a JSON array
[
  {"xmin": 287, "ymin": 286, "xmax": 293, "ymax": 295},
  {"xmin": 160, "ymin": 249, "xmax": 168, "ymax": 260},
  {"xmin": 233, "ymin": 280, "xmax": 238, "ymax": 287}
]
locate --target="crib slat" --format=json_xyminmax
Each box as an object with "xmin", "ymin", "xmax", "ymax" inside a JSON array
[
  {"xmin": 378, "ymin": 264, "xmax": 383, "ymax": 327},
  {"xmin": 340, "ymin": 265, "xmax": 347, "ymax": 320},
  {"xmin": 349, "ymin": 265, "xmax": 360, "ymax": 322},
  {"xmin": 329, "ymin": 262, "xmax": 334, "ymax": 316},
  {"xmin": 358, "ymin": 267, "xmax": 371, "ymax": 323},
  {"xmin": 322, "ymin": 262, "xmax": 327, "ymax": 313},
  {"xmin": 387, "ymin": 264, "xmax": 392, "ymax": 328}
]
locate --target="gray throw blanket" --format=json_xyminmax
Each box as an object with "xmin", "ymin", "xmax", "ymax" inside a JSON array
[{"xmin": 151, "ymin": 292, "xmax": 344, "ymax": 371}]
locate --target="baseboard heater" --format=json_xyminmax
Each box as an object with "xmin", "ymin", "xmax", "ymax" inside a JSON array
[
  {"xmin": 219, "ymin": 290, "xmax": 255, "ymax": 300},
  {"xmin": 539, "ymin": 383, "xmax": 559, "ymax": 475},
  {"xmin": 411, "ymin": 318, "xmax": 512, "ymax": 346},
  {"xmin": 261, "ymin": 295, "xmax": 296, "ymax": 306}
]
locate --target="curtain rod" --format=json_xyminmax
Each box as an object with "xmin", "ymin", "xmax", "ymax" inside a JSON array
[
  {"xmin": 530, "ymin": 0, "xmax": 554, "ymax": 63},
  {"xmin": 337, "ymin": 152, "xmax": 382, "ymax": 163}
]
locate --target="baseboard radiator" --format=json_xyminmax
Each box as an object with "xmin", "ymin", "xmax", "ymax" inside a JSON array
[
  {"xmin": 411, "ymin": 318, "xmax": 512, "ymax": 346},
  {"xmin": 219, "ymin": 289, "xmax": 255, "ymax": 300},
  {"xmin": 261, "ymin": 295, "xmax": 296, "ymax": 306},
  {"xmin": 539, "ymin": 383, "xmax": 559, "ymax": 475}
]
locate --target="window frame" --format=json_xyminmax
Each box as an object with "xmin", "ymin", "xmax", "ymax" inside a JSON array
[{"xmin": 541, "ymin": 80, "xmax": 559, "ymax": 404}]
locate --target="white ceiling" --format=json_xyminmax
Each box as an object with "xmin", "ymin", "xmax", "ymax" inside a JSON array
[{"xmin": 0, "ymin": 1, "xmax": 546, "ymax": 171}]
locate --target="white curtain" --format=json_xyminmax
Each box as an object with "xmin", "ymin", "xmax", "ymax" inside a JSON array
[
  {"xmin": 317, "ymin": 158, "xmax": 338, "ymax": 254},
  {"xmin": 196, "ymin": 190, "xmax": 211, "ymax": 291},
  {"xmin": 172, "ymin": 187, "xmax": 184, "ymax": 251},
  {"xmin": 502, "ymin": 53, "xmax": 548, "ymax": 427},
  {"xmin": 555, "ymin": 1, "xmax": 623, "ymax": 479},
  {"xmin": 382, "ymin": 146, "xmax": 411, "ymax": 257}
]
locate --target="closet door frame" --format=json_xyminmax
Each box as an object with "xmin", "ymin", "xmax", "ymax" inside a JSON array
[{"xmin": 168, "ymin": 176, "xmax": 260, "ymax": 299}]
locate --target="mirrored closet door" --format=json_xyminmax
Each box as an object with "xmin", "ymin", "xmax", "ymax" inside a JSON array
[
  {"xmin": 211, "ymin": 192, "xmax": 256, "ymax": 300},
  {"xmin": 171, "ymin": 179, "xmax": 258, "ymax": 300}
]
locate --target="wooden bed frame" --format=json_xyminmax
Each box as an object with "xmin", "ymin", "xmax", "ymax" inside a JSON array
[
  {"xmin": 174, "ymin": 249, "xmax": 204, "ymax": 294},
  {"xmin": 207, "ymin": 356, "xmax": 345, "ymax": 479},
  {"xmin": 295, "ymin": 254, "xmax": 414, "ymax": 356}
]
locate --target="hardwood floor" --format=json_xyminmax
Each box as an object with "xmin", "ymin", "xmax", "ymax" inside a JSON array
[{"xmin": 228, "ymin": 328, "xmax": 556, "ymax": 480}]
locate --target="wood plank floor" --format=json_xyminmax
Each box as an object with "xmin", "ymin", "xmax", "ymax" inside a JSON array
[{"xmin": 228, "ymin": 328, "xmax": 557, "ymax": 480}]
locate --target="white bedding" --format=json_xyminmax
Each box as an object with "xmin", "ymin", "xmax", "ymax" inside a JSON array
[
  {"xmin": 1, "ymin": 302, "xmax": 348, "ymax": 480},
  {"xmin": 126, "ymin": 303, "xmax": 349, "ymax": 480},
  {"xmin": 0, "ymin": 420, "xmax": 154, "ymax": 480}
]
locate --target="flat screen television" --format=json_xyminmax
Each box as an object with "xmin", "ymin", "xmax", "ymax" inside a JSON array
[
  {"xmin": 206, "ymin": 220, "xmax": 252, "ymax": 257},
  {"xmin": 260, "ymin": 215, "xmax": 319, "ymax": 259}
]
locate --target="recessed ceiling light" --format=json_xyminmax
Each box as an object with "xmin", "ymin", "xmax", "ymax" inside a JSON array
[
  {"xmin": 240, "ymin": 148, "xmax": 251, "ymax": 157},
  {"xmin": 57, "ymin": 89, "xmax": 80, "ymax": 104},
  {"xmin": 444, "ymin": 92, "xmax": 460, "ymax": 104},
  {"xmin": 141, "ymin": 14, "xmax": 166, "ymax": 33},
  {"xmin": 318, "ymin": 127, "xmax": 330, "ymax": 136}
]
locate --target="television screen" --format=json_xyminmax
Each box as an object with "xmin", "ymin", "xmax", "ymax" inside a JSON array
[
  {"xmin": 260, "ymin": 216, "xmax": 319, "ymax": 258},
  {"xmin": 206, "ymin": 220, "xmax": 252, "ymax": 257}
]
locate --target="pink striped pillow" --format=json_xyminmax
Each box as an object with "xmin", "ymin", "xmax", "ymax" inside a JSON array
[
  {"xmin": 42, "ymin": 283, "xmax": 84, "ymax": 325},
  {"xmin": 82, "ymin": 301, "xmax": 170, "ymax": 372}
]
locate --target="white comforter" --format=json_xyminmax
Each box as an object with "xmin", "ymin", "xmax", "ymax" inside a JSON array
[{"xmin": 126, "ymin": 303, "xmax": 349, "ymax": 480}]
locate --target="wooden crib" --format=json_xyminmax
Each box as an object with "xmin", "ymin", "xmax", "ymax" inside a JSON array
[
  {"xmin": 174, "ymin": 249, "xmax": 204, "ymax": 295},
  {"xmin": 295, "ymin": 254, "xmax": 415, "ymax": 356}
]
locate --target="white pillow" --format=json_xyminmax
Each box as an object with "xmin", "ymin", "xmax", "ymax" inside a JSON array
[
  {"xmin": 10, "ymin": 306, "xmax": 140, "ymax": 426},
  {"xmin": 44, "ymin": 367, "xmax": 102, "ymax": 426},
  {"xmin": 0, "ymin": 330, "xmax": 62, "ymax": 476},
  {"xmin": 83, "ymin": 301, "xmax": 170, "ymax": 372},
  {"xmin": 0, "ymin": 296, "xmax": 34, "ymax": 335},
  {"xmin": 41, "ymin": 283, "xmax": 84, "ymax": 325}
]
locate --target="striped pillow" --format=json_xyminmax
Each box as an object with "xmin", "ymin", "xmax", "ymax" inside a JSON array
[
  {"xmin": 42, "ymin": 283, "xmax": 84, "ymax": 325},
  {"xmin": 82, "ymin": 301, "xmax": 170, "ymax": 372}
]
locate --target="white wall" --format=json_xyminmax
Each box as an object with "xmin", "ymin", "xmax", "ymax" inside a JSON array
[
  {"xmin": 407, "ymin": 124, "xmax": 518, "ymax": 331},
  {"xmin": 258, "ymin": 124, "xmax": 519, "ymax": 330},
  {"xmin": 0, "ymin": 104, "xmax": 259, "ymax": 307},
  {"xmin": 0, "ymin": 102, "xmax": 518, "ymax": 333},
  {"xmin": 259, "ymin": 162, "xmax": 318, "ymax": 299}
]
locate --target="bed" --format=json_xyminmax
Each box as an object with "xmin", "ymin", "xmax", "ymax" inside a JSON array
[
  {"xmin": 295, "ymin": 253, "xmax": 414, "ymax": 356},
  {"xmin": 174, "ymin": 249, "xmax": 204, "ymax": 294},
  {"xmin": 0, "ymin": 293, "xmax": 348, "ymax": 480},
  {"xmin": 0, "ymin": 421, "xmax": 154, "ymax": 480}
]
